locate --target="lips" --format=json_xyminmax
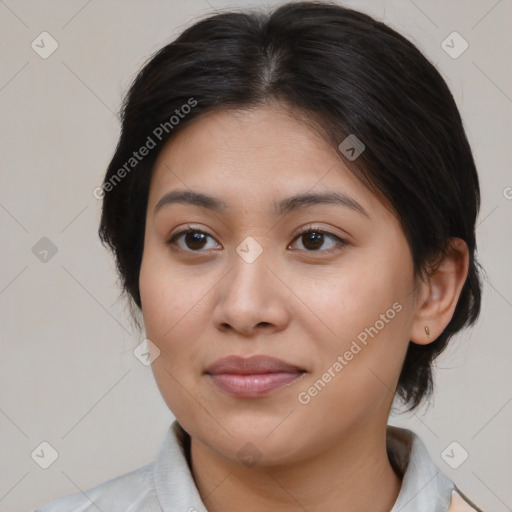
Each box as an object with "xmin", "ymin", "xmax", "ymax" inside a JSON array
[
  {"xmin": 205, "ymin": 355, "xmax": 306, "ymax": 397},
  {"xmin": 205, "ymin": 355, "xmax": 305, "ymax": 375}
]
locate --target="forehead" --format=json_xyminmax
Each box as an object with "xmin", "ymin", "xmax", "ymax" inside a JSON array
[{"xmin": 148, "ymin": 104, "xmax": 383, "ymax": 217}]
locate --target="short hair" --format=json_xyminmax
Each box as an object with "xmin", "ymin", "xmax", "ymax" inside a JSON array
[{"xmin": 98, "ymin": 1, "xmax": 482, "ymax": 411}]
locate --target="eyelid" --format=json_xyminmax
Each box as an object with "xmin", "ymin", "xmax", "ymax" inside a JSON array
[
  {"xmin": 294, "ymin": 224, "xmax": 346, "ymax": 239},
  {"xmin": 168, "ymin": 224, "xmax": 211, "ymax": 239},
  {"xmin": 166, "ymin": 224, "xmax": 220, "ymax": 247},
  {"xmin": 289, "ymin": 225, "xmax": 348, "ymax": 251}
]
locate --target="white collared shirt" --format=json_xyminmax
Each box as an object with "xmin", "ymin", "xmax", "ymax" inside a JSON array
[{"xmin": 34, "ymin": 421, "xmax": 481, "ymax": 512}]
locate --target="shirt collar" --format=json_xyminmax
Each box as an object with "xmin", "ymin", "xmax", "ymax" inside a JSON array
[
  {"xmin": 154, "ymin": 420, "xmax": 455, "ymax": 512},
  {"xmin": 386, "ymin": 425, "xmax": 455, "ymax": 512}
]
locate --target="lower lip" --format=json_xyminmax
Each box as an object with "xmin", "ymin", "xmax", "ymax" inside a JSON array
[{"xmin": 207, "ymin": 372, "xmax": 305, "ymax": 397}]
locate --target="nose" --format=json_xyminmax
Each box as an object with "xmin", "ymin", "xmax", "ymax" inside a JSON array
[{"xmin": 211, "ymin": 247, "xmax": 291, "ymax": 337}]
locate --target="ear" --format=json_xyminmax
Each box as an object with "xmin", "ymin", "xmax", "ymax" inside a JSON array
[{"xmin": 410, "ymin": 238, "xmax": 469, "ymax": 345}]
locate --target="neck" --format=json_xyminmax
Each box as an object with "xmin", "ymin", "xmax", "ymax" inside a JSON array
[{"xmin": 188, "ymin": 419, "xmax": 402, "ymax": 512}]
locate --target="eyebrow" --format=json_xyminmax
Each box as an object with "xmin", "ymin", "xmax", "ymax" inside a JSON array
[{"xmin": 154, "ymin": 189, "xmax": 369, "ymax": 217}]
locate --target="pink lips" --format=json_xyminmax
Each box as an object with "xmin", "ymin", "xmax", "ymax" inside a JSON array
[{"xmin": 205, "ymin": 355, "xmax": 306, "ymax": 397}]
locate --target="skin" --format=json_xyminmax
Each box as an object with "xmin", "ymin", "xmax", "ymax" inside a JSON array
[{"xmin": 139, "ymin": 102, "xmax": 469, "ymax": 512}]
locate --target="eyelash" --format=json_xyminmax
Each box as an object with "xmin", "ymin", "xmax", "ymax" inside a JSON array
[{"xmin": 166, "ymin": 224, "xmax": 347, "ymax": 254}]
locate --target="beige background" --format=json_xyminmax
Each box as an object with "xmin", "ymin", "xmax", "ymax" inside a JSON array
[{"xmin": 0, "ymin": 1, "xmax": 510, "ymax": 510}]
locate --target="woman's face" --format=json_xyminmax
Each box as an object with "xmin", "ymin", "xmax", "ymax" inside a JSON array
[{"xmin": 139, "ymin": 103, "xmax": 421, "ymax": 465}]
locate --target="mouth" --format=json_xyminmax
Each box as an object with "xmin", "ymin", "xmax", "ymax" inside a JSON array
[{"xmin": 204, "ymin": 355, "xmax": 307, "ymax": 398}]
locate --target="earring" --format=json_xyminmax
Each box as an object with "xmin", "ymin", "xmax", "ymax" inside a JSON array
[{"xmin": 425, "ymin": 325, "xmax": 430, "ymax": 338}]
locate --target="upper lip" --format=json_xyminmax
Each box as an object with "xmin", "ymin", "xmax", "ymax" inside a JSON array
[{"xmin": 205, "ymin": 355, "xmax": 305, "ymax": 375}]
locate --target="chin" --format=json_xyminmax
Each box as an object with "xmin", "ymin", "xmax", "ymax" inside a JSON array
[{"xmin": 202, "ymin": 416, "xmax": 311, "ymax": 464}]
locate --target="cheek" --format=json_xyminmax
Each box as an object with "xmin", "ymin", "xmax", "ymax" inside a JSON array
[
  {"xmin": 295, "ymin": 252, "xmax": 411, "ymax": 343},
  {"xmin": 139, "ymin": 250, "xmax": 207, "ymax": 370},
  {"xmin": 139, "ymin": 252, "xmax": 209, "ymax": 419},
  {"xmin": 293, "ymin": 247, "xmax": 414, "ymax": 398},
  {"xmin": 140, "ymin": 246, "xmax": 202, "ymax": 332}
]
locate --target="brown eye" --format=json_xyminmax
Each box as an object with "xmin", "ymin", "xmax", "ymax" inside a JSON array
[
  {"xmin": 183, "ymin": 231, "xmax": 208, "ymax": 250},
  {"xmin": 167, "ymin": 228, "xmax": 219, "ymax": 252},
  {"xmin": 301, "ymin": 231, "xmax": 324, "ymax": 251},
  {"xmin": 289, "ymin": 228, "xmax": 346, "ymax": 253}
]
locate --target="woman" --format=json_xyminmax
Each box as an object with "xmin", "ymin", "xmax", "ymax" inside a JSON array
[{"xmin": 35, "ymin": 1, "xmax": 484, "ymax": 510}]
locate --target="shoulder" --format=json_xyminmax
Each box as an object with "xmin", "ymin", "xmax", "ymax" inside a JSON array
[
  {"xmin": 448, "ymin": 488, "xmax": 485, "ymax": 512},
  {"xmin": 33, "ymin": 461, "xmax": 160, "ymax": 512}
]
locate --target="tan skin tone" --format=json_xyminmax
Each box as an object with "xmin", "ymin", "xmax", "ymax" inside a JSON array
[{"xmin": 139, "ymin": 102, "xmax": 469, "ymax": 512}]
